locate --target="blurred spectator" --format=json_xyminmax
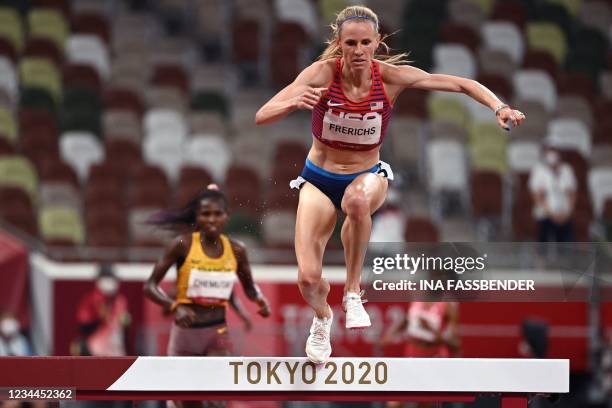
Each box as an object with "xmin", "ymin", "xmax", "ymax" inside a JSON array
[
  {"xmin": 528, "ymin": 142, "xmax": 577, "ymax": 242},
  {"xmin": 72, "ymin": 264, "xmax": 131, "ymax": 356},
  {"xmin": 380, "ymin": 302, "xmax": 460, "ymax": 408},
  {"xmin": 0, "ymin": 312, "xmax": 32, "ymax": 356},
  {"xmin": 0, "ymin": 313, "xmax": 42, "ymax": 408}
]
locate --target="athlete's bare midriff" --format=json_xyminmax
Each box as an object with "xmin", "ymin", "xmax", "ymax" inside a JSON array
[{"xmin": 307, "ymin": 132, "xmax": 381, "ymax": 173}]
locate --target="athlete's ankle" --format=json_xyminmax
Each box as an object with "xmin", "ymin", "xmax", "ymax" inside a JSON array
[
  {"xmin": 344, "ymin": 286, "xmax": 361, "ymax": 295},
  {"xmin": 315, "ymin": 304, "xmax": 332, "ymax": 320}
]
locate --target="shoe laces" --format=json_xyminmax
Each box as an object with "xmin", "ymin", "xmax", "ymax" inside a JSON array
[
  {"xmin": 345, "ymin": 290, "xmax": 369, "ymax": 307},
  {"xmin": 311, "ymin": 319, "xmax": 330, "ymax": 345}
]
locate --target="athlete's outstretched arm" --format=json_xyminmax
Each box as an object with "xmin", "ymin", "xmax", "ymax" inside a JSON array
[
  {"xmin": 255, "ymin": 60, "xmax": 334, "ymax": 125},
  {"xmin": 381, "ymin": 63, "xmax": 526, "ymax": 130},
  {"xmin": 231, "ymin": 240, "xmax": 271, "ymax": 317}
]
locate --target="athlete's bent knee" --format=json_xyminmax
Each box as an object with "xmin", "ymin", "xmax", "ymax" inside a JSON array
[
  {"xmin": 298, "ymin": 269, "xmax": 322, "ymax": 289},
  {"xmin": 343, "ymin": 190, "xmax": 369, "ymax": 219}
]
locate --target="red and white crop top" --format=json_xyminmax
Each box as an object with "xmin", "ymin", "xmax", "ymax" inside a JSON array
[{"xmin": 311, "ymin": 58, "xmax": 393, "ymax": 151}]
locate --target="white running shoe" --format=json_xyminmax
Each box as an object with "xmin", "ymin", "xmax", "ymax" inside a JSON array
[
  {"xmin": 305, "ymin": 308, "xmax": 333, "ymax": 364},
  {"xmin": 343, "ymin": 291, "xmax": 371, "ymax": 329}
]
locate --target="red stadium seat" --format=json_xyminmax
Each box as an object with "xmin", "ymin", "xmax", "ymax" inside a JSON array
[
  {"xmin": 557, "ymin": 72, "xmax": 596, "ymax": 101},
  {"xmin": 88, "ymin": 161, "xmax": 125, "ymax": 185},
  {"xmin": 440, "ymin": 23, "xmax": 481, "ymax": 52},
  {"xmin": 522, "ymin": 50, "xmax": 559, "ymax": 82},
  {"xmin": 275, "ymin": 22, "xmax": 308, "ymax": 47},
  {"xmin": 395, "ymin": 89, "xmax": 428, "ymax": 118},
  {"xmin": 63, "ymin": 63, "xmax": 101, "ymax": 95},
  {"xmin": 573, "ymin": 195, "xmax": 593, "ymax": 242},
  {"xmin": 274, "ymin": 140, "xmax": 308, "ymax": 162},
  {"xmin": 19, "ymin": 109, "xmax": 58, "ymax": 137},
  {"xmin": 0, "ymin": 37, "xmax": 18, "ymax": 64},
  {"xmin": 104, "ymin": 87, "xmax": 144, "ymax": 118},
  {"xmin": 127, "ymin": 164, "xmax": 171, "ymax": 208},
  {"xmin": 84, "ymin": 181, "xmax": 124, "ymax": 209},
  {"xmin": 0, "ymin": 187, "xmax": 38, "ymax": 237},
  {"xmin": 511, "ymin": 175, "xmax": 536, "ymax": 240},
  {"xmin": 232, "ymin": 19, "xmax": 260, "ymax": 63},
  {"xmin": 593, "ymin": 117, "xmax": 612, "ymax": 146},
  {"xmin": 37, "ymin": 159, "xmax": 79, "ymax": 189},
  {"xmin": 270, "ymin": 45, "xmax": 300, "ymax": 88},
  {"xmin": 128, "ymin": 184, "xmax": 171, "ymax": 209},
  {"xmin": 404, "ymin": 216, "xmax": 440, "ymax": 242},
  {"xmin": 225, "ymin": 165, "xmax": 262, "ymax": 215},
  {"xmin": 172, "ymin": 165, "xmax": 214, "ymax": 206},
  {"xmin": 105, "ymin": 139, "xmax": 142, "ymax": 169},
  {"xmin": 491, "ymin": 2, "xmax": 527, "ymax": 29},
  {"xmin": 72, "ymin": 13, "xmax": 111, "ymax": 45},
  {"xmin": 511, "ymin": 199, "xmax": 536, "ymax": 241},
  {"xmin": 559, "ymin": 150, "xmax": 588, "ymax": 208},
  {"xmin": 0, "ymin": 206, "xmax": 39, "ymax": 237},
  {"xmin": 31, "ymin": 0, "xmax": 70, "ymax": 18},
  {"xmin": 151, "ymin": 63, "xmax": 189, "ymax": 95},
  {"xmin": 86, "ymin": 202, "xmax": 128, "ymax": 247},
  {"xmin": 24, "ymin": 38, "xmax": 64, "ymax": 68},
  {"xmin": 476, "ymin": 73, "xmax": 513, "ymax": 101},
  {"xmin": 470, "ymin": 171, "xmax": 503, "ymax": 217},
  {"xmin": 594, "ymin": 97, "xmax": 612, "ymax": 123},
  {"xmin": 0, "ymin": 137, "xmax": 15, "ymax": 155},
  {"xmin": 266, "ymin": 184, "xmax": 298, "ymax": 211}
]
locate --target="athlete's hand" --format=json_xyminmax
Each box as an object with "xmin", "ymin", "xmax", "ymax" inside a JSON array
[
  {"xmin": 496, "ymin": 106, "xmax": 526, "ymax": 130},
  {"xmin": 174, "ymin": 305, "xmax": 197, "ymax": 328},
  {"xmin": 256, "ymin": 297, "xmax": 271, "ymax": 318},
  {"xmin": 294, "ymin": 87, "xmax": 327, "ymax": 111}
]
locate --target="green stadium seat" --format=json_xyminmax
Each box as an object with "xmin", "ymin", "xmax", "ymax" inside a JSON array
[
  {"xmin": 28, "ymin": 8, "xmax": 68, "ymax": 51},
  {"xmin": 191, "ymin": 91, "xmax": 229, "ymax": 118},
  {"xmin": 565, "ymin": 28, "xmax": 609, "ymax": 81},
  {"xmin": 0, "ymin": 107, "xmax": 16, "ymax": 143},
  {"xmin": 319, "ymin": 0, "xmax": 351, "ymax": 24},
  {"xmin": 533, "ymin": 2, "xmax": 573, "ymax": 36},
  {"xmin": 469, "ymin": 122, "xmax": 509, "ymax": 174},
  {"xmin": 60, "ymin": 87, "xmax": 101, "ymax": 136},
  {"xmin": 526, "ymin": 22, "xmax": 567, "ymax": 64},
  {"xmin": 19, "ymin": 87, "xmax": 56, "ymax": 112},
  {"xmin": 546, "ymin": 0, "xmax": 582, "ymax": 16},
  {"xmin": 38, "ymin": 205, "xmax": 85, "ymax": 244},
  {"xmin": 0, "ymin": 7, "xmax": 23, "ymax": 51},
  {"xmin": 0, "ymin": 155, "xmax": 38, "ymax": 200},
  {"xmin": 225, "ymin": 212, "xmax": 262, "ymax": 241},
  {"xmin": 464, "ymin": 0, "xmax": 494, "ymax": 15},
  {"xmin": 428, "ymin": 95, "xmax": 471, "ymax": 129},
  {"xmin": 19, "ymin": 57, "xmax": 62, "ymax": 104}
]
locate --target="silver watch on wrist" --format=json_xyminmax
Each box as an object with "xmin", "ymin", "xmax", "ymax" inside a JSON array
[{"xmin": 494, "ymin": 103, "xmax": 509, "ymax": 115}]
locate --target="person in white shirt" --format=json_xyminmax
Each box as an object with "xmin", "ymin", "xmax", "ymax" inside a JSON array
[
  {"xmin": 0, "ymin": 312, "xmax": 32, "ymax": 356},
  {"xmin": 528, "ymin": 143, "xmax": 577, "ymax": 242}
]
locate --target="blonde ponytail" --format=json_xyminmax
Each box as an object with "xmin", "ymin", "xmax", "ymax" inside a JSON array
[{"xmin": 318, "ymin": 5, "xmax": 410, "ymax": 65}]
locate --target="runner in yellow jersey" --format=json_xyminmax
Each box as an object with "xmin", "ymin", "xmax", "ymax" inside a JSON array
[{"xmin": 144, "ymin": 185, "xmax": 270, "ymax": 408}]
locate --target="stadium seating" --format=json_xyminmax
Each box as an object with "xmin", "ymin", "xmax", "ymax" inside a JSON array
[{"xmin": 0, "ymin": 0, "xmax": 610, "ymax": 255}]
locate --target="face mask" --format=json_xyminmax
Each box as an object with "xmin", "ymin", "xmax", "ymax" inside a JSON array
[
  {"xmin": 0, "ymin": 318, "xmax": 19, "ymax": 337},
  {"xmin": 97, "ymin": 277, "xmax": 119, "ymax": 296},
  {"xmin": 545, "ymin": 151, "xmax": 559, "ymax": 166}
]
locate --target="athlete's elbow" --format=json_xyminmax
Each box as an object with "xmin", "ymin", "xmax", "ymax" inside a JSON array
[
  {"xmin": 255, "ymin": 109, "xmax": 268, "ymax": 125},
  {"xmin": 142, "ymin": 280, "xmax": 155, "ymax": 299}
]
